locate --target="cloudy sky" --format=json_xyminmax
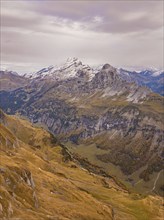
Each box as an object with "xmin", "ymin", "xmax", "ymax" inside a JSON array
[{"xmin": 1, "ymin": 0, "xmax": 163, "ymax": 73}]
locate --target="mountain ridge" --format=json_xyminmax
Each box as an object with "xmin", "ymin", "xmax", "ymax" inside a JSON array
[
  {"xmin": 0, "ymin": 59, "xmax": 163, "ymax": 197},
  {"xmin": 1, "ymin": 58, "xmax": 163, "ymax": 96}
]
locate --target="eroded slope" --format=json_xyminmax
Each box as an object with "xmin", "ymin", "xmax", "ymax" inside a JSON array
[{"xmin": 0, "ymin": 110, "xmax": 163, "ymax": 220}]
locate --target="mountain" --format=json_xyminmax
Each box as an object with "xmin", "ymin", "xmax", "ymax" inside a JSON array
[
  {"xmin": 1, "ymin": 109, "xmax": 164, "ymax": 219},
  {"xmin": 0, "ymin": 58, "xmax": 163, "ymax": 197},
  {"xmin": 23, "ymin": 58, "xmax": 95, "ymax": 81},
  {"xmin": 118, "ymin": 68, "xmax": 164, "ymax": 96},
  {"xmin": 0, "ymin": 70, "xmax": 30, "ymax": 92}
]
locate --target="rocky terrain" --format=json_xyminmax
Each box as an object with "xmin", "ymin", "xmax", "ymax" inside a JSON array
[
  {"xmin": 0, "ymin": 58, "xmax": 163, "ymax": 196},
  {"xmin": 118, "ymin": 68, "xmax": 164, "ymax": 96},
  {"xmin": 0, "ymin": 109, "xmax": 164, "ymax": 220}
]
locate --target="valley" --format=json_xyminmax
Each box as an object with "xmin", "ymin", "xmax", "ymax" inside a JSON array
[
  {"xmin": 0, "ymin": 109, "xmax": 164, "ymax": 220},
  {"xmin": 0, "ymin": 59, "xmax": 163, "ymax": 198}
]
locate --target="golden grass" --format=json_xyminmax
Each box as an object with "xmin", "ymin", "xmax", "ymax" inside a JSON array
[{"xmin": 0, "ymin": 111, "xmax": 163, "ymax": 220}]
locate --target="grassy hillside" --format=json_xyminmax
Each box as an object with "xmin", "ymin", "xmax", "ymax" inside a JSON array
[{"xmin": 0, "ymin": 110, "xmax": 163, "ymax": 220}]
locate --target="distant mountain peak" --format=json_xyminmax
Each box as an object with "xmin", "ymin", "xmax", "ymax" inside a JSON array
[
  {"xmin": 102, "ymin": 63, "xmax": 116, "ymax": 72},
  {"xmin": 22, "ymin": 57, "xmax": 95, "ymax": 81}
]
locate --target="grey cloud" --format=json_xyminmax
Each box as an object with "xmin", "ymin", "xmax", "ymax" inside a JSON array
[
  {"xmin": 31, "ymin": 1, "xmax": 163, "ymax": 33},
  {"xmin": 1, "ymin": 1, "xmax": 163, "ymax": 34},
  {"xmin": 1, "ymin": 0, "xmax": 163, "ymax": 72}
]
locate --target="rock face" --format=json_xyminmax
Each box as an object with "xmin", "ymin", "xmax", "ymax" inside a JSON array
[{"xmin": 0, "ymin": 59, "xmax": 163, "ymax": 195}]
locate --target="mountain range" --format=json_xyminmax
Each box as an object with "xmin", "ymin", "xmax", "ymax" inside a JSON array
[
  {"xmin": 0, "ymin": 58, "xmax": 163, "ymax": 199},
  {"xmin": 118, "ymin": 67, "xmax": 164, "ymax": 96},
  {"xmin": 1, "ymin": 58, "xmax": 163, "ymax": 95}
]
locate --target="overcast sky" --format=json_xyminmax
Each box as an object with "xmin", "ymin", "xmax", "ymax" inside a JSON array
[{"xmin": 1, "ymin": 0, "xmax": 163, "ymax": 73}]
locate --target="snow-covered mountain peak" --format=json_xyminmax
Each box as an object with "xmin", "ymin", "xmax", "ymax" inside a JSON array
[
  {"xmin": 23, "ymin": 58, "xmax": 97, "ymax": 81},
  {"xmin": 58, "ymin": 57, "xmax": 83, "ymax": 71}
]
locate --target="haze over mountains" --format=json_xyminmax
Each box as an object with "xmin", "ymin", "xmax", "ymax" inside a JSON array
[{"xmin": 0, "ymin": 58, "xmax": 163, "ymax": 200}]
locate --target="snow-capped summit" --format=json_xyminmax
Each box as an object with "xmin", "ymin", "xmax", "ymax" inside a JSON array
[
  {"xmin": 24, "ymin": 58, "xmax": 97, "ymax": 81},
  {"xmin": 57, "ymin": 57, "xmax": 83, "ymax": 72}
]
